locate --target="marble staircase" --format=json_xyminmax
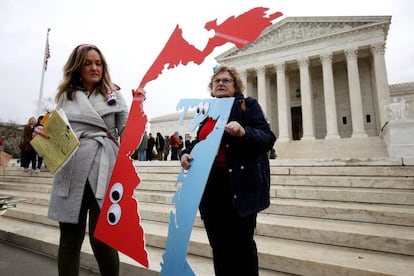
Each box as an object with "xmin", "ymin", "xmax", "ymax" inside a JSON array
[{"xmin": 0, "ymin": 158, "xmax": 414, "ymax": 275}]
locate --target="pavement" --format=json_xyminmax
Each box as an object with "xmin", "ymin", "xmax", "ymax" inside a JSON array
[{"xmin": 0, "ymin": 241, "xmax": 99, "ymax": 276}]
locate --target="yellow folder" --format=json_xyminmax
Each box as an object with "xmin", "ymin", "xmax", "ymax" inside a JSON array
[{"xmin": 30, "ymin": 109, "xmax": 79, "ymax": 174}]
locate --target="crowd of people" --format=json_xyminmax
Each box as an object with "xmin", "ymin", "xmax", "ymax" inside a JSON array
[{"xmin": 135, "ymin": 130, "xmax": 194, "ymax": 161}]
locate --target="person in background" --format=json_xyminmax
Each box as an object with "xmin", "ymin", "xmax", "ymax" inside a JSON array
[
  {"xmin": 170, "ymin": 131, "xmax": 180, "ymax": 160},
  {"xmin": 20, "ymin": 116, "xmax": 37, "ymax": 173},
  {"xmin": 137, "ymin": 131, "xmax": 148, "ymax": 161},
  {"xmin": 180, "ymin": 65, "xmax": 276, "ymax": 276},
  {"xmin": 184, "ymin": 135, "xmax": 196, "ymax": 152},
  {"xmin": 163, "ymin": 135, "xmax": 170, "ymax": 161},
  {"xmin": 46, "ymin": 43, "xmax": 142, "ymax": 276},
  {"xmin": 33, "ymin": 115, "xmax": 45, "ymax": 173},
  {"xmin": 146, "ymin": 132, "xmax": 155, "ymax": 161},
  {"xmin": 178, "ymin": 134, "xmax": 184, "ymax": 157},
  {"xmin": 155, "ymin": 132, "xmax": 165, "ymax": 161}
]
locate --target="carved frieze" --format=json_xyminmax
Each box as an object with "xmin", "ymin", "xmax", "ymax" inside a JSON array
[{"xmin": 218, "ymin": 16, "xmax": 391, "ymax": 62}]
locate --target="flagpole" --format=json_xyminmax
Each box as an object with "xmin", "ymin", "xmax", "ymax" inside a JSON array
[{"xmin": 37, "ymin": 28, "xmax": 51, "ymax": 116}]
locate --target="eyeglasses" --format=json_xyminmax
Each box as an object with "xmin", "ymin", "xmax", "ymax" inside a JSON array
[{"xmin": 213, "ymin": 78, "xmax": 233, "ymax": 85}]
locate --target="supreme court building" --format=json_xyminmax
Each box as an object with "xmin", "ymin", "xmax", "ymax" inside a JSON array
[{"xmin": 150, "ymin": 16, "xmax": 414, "ymax": 160}]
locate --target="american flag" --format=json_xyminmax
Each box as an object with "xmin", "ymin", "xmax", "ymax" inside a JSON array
[{"xmin": 44, "ymin": 29, "xmax": 51, "ymax": 71}]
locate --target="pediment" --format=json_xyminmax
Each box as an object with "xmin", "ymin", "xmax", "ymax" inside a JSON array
[{"xmin": 216, "ymin": 15, "xmax": 391, "ymax": 60}]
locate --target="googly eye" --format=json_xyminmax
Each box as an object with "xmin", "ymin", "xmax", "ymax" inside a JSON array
[
  {"xmin": 202, "ymin": 102, "xmax": 209, "ymax": 115},
  {"xmin": 196, "ymin": 102, "xmax": 210, "ymax": 116},
  {"xmin": 110, "ymin": 182, "xmax": 123, "ymax": 203},
  {"xmin": 107, "ymin": 203, "xmax": 121, "ymax": 225},
  {"xmin": 196, "ymin": 102, "xmax": 204, "ymax": 115}
]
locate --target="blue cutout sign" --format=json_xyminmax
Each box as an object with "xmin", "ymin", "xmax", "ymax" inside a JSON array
[{"xmin": 160, "ymin": 97, "xmax": 235, "ymax": 275}]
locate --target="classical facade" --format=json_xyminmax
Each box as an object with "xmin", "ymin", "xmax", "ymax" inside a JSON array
[
  {"xmin": 150, "ymin": 16, "xmax": 414, "ymax": 160},
  {"xmin": 217, "ymin": 16, "xmax": 392, "ymax": 139}
]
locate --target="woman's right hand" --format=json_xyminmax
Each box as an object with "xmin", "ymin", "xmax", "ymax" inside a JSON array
[
  {"xmin": 132, "ymin": 87, "xmax": 146, "ymax": 100},
  {"xmin": 180, "ymin": 153, "xmax": 193, "ymax": 170}
]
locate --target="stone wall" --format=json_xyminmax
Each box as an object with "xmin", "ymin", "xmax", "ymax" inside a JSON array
[{"xmin": 0, "ymin": 123, "xmax": 23, "ymax": 158}]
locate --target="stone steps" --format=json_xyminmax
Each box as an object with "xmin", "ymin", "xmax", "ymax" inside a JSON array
[
  {"xmin": 268, "ymin": 198, "xmax": 414, "ymax": 226},
  {"xmin": 6, "ymin": 199, "xmax": 414, "ymax": 256},
  {"xmin": 1, "ymin": 215, "xmax": 413, "ymax": 276},
  {"xmin": 2, "ymin": 187, "xmax": 413, "ymax": 227},
  {"xmin": 1, "ymin": 159, "xmax": 414, "ymax": 275},
  {"xmin": 10, "ymin": 180, "xmax": 411, "ymax": 206},
  {"xmin": 271, "ymin": 175, "xmax": 414, "ymax": 189},
  {"xmin": 0, "ymin": 216, "xmax": 216, "ymax": 276},
  {"xmin": 275, "ymin": 186, "xmax": 414, "ymax": 205},
  {"xmin": 274, "ymin": 137, "xmax": 389, "ymax": 159}
]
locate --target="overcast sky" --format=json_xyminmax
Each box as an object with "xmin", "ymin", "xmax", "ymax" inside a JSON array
[{"xmin": 0, "ymin": 0, "xmax": 413, "ymax": 124}]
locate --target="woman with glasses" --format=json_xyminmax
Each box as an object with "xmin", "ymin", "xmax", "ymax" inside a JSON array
[
  {"xmin": 180, "ymin": 65, "xmax": 276, "ymax": 275},
  {"xmin": 47, "ymin": 44, "xmax": 142, "ymax": 276}
]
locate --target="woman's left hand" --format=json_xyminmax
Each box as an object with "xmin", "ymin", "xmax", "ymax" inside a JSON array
[
  {"xmin": 225, "ymin": 121, "xmax": 245, "ymax": 137},
  {"xmin": 180, "ymin": 153, "xmax": 193, "ymax": 170}
]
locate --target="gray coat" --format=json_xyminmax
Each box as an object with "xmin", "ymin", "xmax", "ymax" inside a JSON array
[{"xmin": 48, "ymin": 90, "xmax": 128, "ymax": 223}]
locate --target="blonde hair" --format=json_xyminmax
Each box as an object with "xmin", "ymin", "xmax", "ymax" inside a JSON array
[{"xmin": 55, "ymin": 44, "xmax": 115, "ymax": 102}]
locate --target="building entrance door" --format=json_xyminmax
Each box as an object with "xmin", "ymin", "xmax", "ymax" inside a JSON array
[{"xmin": 291, "ymin": 106, "xmax": 303, "ymax": 140}]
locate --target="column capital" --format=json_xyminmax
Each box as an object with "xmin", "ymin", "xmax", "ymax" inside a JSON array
[
  {"xmin": 274, "ymin": 62, "xmax": 285, "ymax": 73},
  {"xmin": 320, "ymin": 52, "xmax": 333, "ymax": 64},
  {"xmin": 371, "ymin": 42, "xmax": 386, "ymax": 56},
  {"xmin": 255, "ymin": 66, "xmax": 266, "ymax": 75},
  {"xmin": 344, "ymin": 48, "xmax": 358, "ymax": 61},
  {"xmin": 297, "ymin": 57, "xmax": 310, "ymax": 67}
]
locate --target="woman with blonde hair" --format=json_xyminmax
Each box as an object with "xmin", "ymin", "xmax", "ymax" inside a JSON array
[{"xmin": 47, "ymin": 44, "xmax": 134, "ymax": 276}]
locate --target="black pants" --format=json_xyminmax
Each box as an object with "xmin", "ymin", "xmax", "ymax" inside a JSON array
[
  {"xmin": 36, "ymin": 153, "xmax": 43, "ymax": 169},
  {"xmin": 21, "ymin": 148, "xmax": 36, "ymax": 169},
  {"xmin": 200, "ymin": 167, "xmax": 259, "ymax": 276},
  {"xmin": 171, "ymin": 147, "xmax": 179, "ymax": 160},
  {"xmin": 58, "ymin": 183, "xmax": 119, "ymax": 276}
]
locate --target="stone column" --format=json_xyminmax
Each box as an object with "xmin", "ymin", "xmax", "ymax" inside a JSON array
[
  {"xmin": 297, "ymin": 57, "xmax": 315, "ymax": 140},
  {"xmin": 345, "ymin": 48, "xmax": 368, "ymax": 137},
  {"xmin": 371, "ymin": 42, "xmax": 391, "ymax": 130},
  {"xmin": 256, "ymin": 66, "xmax": 268, "ymax": 118},
  {"xmin": 320, "ymin": 53, "xmax": 340, "ymax": 139},
  {"xmin": 239, "ymin": 70, "xmax": 249, "ymax": 97},
  {"xmin": 275, "ymin": 62, "xmax": 290, "ymax": 141}
]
